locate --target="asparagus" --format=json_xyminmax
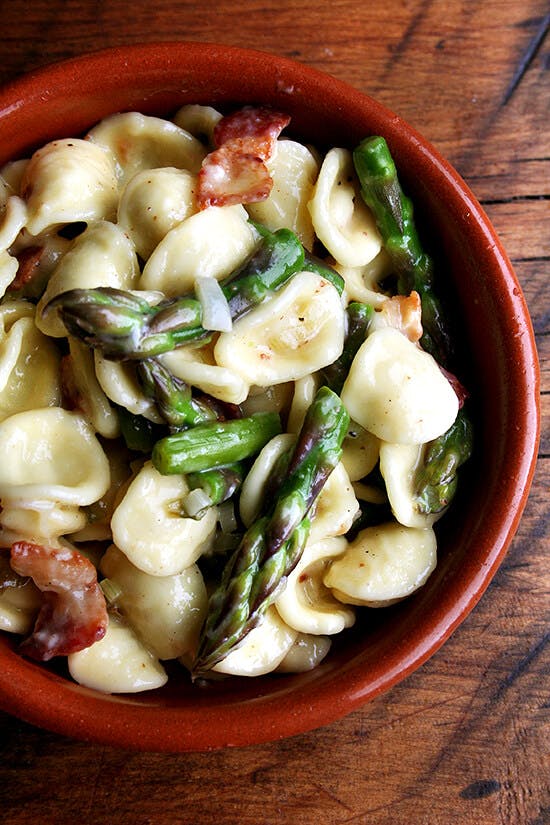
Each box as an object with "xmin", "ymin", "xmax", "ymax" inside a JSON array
[
  {"xmin": 184, "ymin": 463, "xmax": 244, "ymax": 519},
  {"xmin": 321, "ymin": 301, "xmax": 373, "ymax": 393},
  {"xmin": 137, "ymin": 358, "xmax": 218, "ymax": 429},
  {"xmin": 353, "ymin": 136, "xmax": 451, "ymax": 363},
  {"xmin": 152, "ymin": 412, "xmax": 282, "ymax": 475},
  {"xmin": 413, "ymin": 407, "xmax": 474, "ymax": 514},
  {"xmin": 46, "ymin": 224, "xmax": 306, "ymax": 360},
  {"xmin": 192, "ymin": 386, "xmax": 349, "ymax": 676}
]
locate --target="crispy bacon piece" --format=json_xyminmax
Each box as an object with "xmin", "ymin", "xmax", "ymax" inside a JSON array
[
  {"xmin": 8, "ymin": 245, "xmax": 44, "ymax": 292},
  {"xmin": 379, "ymin": 291, "xmax": 423, "ymax": 342},
  {"xmin": 213, "ymin": 106, "xmax": 291, "ymax": 161},
  {"xmin": 197, "ymin": 106, "xmax": 290, "ymax": 209},
  {"xmin": 10, "ymin": 541, "xmax": 108, "ymax": 661}
]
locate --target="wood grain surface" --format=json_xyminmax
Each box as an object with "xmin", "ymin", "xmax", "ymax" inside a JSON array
[{"xmin": 0, "ymin": 1, "xmax": 548, "ymax": 823}]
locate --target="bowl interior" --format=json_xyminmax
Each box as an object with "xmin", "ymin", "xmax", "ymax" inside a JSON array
[{"xmin": 0, "ymin": 42, "xmax": 540, "ymax": 751}]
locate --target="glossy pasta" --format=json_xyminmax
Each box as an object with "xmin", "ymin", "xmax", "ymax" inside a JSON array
[{"xmin": 0, "ymin": 104, "xmax": 471, "ymax": 692}]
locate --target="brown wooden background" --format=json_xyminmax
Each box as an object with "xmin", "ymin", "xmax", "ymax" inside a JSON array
[{"xmin": 0, "ymin": 1, "xmax": 548, "ymax": 823}]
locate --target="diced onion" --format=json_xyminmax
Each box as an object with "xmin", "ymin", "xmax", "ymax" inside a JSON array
[
  {"xmin": 218, "ymin": 500, "xmax": 238, "ymax": 534},
  {"xmin": 183, "ymin": 487, "xmax": 213, "ymax": 519},
  {"xmin": 195, "ymin": 276, "xmax": 233, "ymax": 332}
]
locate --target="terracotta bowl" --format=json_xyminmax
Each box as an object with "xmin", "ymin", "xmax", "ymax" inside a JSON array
[{"xmin": 0, "ymin": 42, "xmax": 539, "ymax": 751}]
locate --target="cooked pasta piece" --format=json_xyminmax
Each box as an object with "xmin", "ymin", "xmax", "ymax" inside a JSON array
[
  {"xmin": 172, "ymin": 104, "xmax": 223, "ymax": 146},
  {"xmin": 110, "ymin": 461, "xmax": 218, "ymax": 576},
  {"xmin": 275, "ymin": 536, "xmax": 356, "ymax": 635},
  {"xmin": 379, "ymin": 441, "xmax": 441, "ymax": 528},
  {"xmin": 0, "ymin": 575, "xmax": 41, "ymax": 635},
  {"xmin": 324, "ymin": 522, "xmax": 437, "ymax": 607},
  {"xmin": 0, "ymin": 407, "xmax": 110, "ymax": 505},
  {"xmin": 214, "ymin": 270, "xmax": 346, "ymax": 386},
  {"xmin": 0, "ymin": 302, "xmax": 61, "ymax": 421},
  {"xmin": 340, "ymin": 423, "xmax": 380, "ymax": 482},
  {"xmin": 87, "ymin": 112, "xmax": 207, "ymax": 183},
  {"xmin": 341, "ymin": 327, "xmax": 459, "ymax": 444},
  {"xmin": 159, "ymin": 343, "xmax": 249, "ymax": 406},
  {"xmin": 239, "ymin": 432, "xmax": 296, "ymax": 528},
  {"xmin": 36, "ymin": 220, "xmax": 140, "ymax": 337},
  {"xmin": 21, "ymin": 138, "xmax": 118, "ymax": 235},
  {"xmin": 94, "ymin": 352, "xmax": 162, "ymax": 423},
  {"xmin": 308, "ymin": 147, "xmax": 382, "ymax": 267},
  {"xmin": 139, "ymin": 204, "xmax": 257, "ymax": 296},
  {"xmin": 68, "ymin": 611, "xmax": 168, "ymax": 693},
  {"xmin": 60, "ymin": 338, "xmax": 120, "ymax": 439},
  {"xmin": 308, "ymin": 462, "xmax": 359, "ymax": 544},
  {"xmin": 100, "ymin": 545, "xmax": 208, "ymax": 660},
  {"xmin": 212, "ymin": 606, "xmax": 297, "ymax": 677},
  {"xmin": 246, "ymin": 139, "xmax": 319, "ymax": 249},
  {"xmin": 276, "ymin": 633, "xmax": 332, "ymax": 672},
  {"xmin": 117, "ymin": 167, "xmax": 198, "ymax": 260}
]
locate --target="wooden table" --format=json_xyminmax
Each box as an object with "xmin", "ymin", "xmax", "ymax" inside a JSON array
[{"xmin": 0, "ymin": 2, "xmax": 548, "ymax": 823}]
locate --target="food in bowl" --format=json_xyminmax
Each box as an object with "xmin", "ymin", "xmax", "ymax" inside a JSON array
[{"xmin": 0, "ymin": 100, "xmax": 475, "ymax": 692}]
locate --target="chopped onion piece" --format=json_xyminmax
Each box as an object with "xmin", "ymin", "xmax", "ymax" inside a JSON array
[
  {"xmin": 218, "ymin": 500, "xmax": 238, "ymax": 534},
  {"xmin": 183, "ymin": 487, "xmax": 213, "ymax": 519},
  {"xmin": 195, "ymin": 276, "xmax": 233, "ymax": 332}
]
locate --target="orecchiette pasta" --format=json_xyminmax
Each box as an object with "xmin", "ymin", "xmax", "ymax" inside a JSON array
[
  {"xmin": 308, "ymin": 147, "xmax": 382, "ymax": 267},
  {"xmin": 341, "ymin": 327, "xmax": 459, "ymax": 444},
  {"xmin": 21, "ymin": 138, "xmax": 119, "ymax": 235},
  {"xmin": 100, "ymin": 545, "xmax": 208, "ymax": 661},
  {"xmin": 36, "ymin": 220, "xmax": 140, "ymax": 337},
  {"xmin": 275, "ymin": 536, "xmax": 356, "ymax": 635},
  {"xmin": 214, "ymin": 270, "xmax": 346, "ymax": 386},
  {"xmin": 140, "ymin": 204, "xmax": 257, "ymax": 296},
  {"xmin": 324, "ymin": 522, "xmax": 437, "ymax": 607},
  {"xmin": 110, "ymin": 461, "xmax": 217, "ymax": 576},
  {"xmin": 68, "ymin": 612, "xmax": 168, "ymax": 693},
  {"xmin": 0, "ymin": 103, "xmax": 470, "ymax": 692},
  {"xmin": 86, "ymin": 112, "xmax": 207, "ymax": 183}
]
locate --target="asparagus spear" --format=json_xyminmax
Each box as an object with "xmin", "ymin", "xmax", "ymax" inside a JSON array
[
  {"xmin": 184, "ymin": 463, "xmax": 244, "ymax": 519},
  {"xmin": 413, "ymin": 407, "xmax": 474, "ymax": 514},
  {"xmin": 137, "ymin": 358, "xmax": 218, "ymax": 429},
  {"xmin": 320, "ymin": 301, "xmax": 373, "ymax": 393},
  {"xmin": 193, "ymin": 386, "xmax": 349, "ymax": 676},
  {"xmin": 46, "ymin": 224, "xmax": 307, "ymax": 359},
  {"xmin": 152, "ymin": 412, "xmax": 282, "ymax": 475},
  {"xmin": 353, "ymin": 136, "xmax": 451, "ymax": 363}
]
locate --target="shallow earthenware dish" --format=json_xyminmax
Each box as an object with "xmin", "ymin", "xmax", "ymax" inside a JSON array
[{"xmin": 0, "ymin": 42, "xmax": 540, "ymax": 751}]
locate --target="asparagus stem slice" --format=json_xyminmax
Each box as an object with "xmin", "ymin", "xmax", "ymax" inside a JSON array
[
  {"xmin": 321, "ymin": 301, "xmax": 373, "ymax": 393},
  {"xmin": 46, "ymin": 224, "xmax": 307, "ymax": 359},
  {"xmin": 152, "ymin": 412, "xmax": 282, "ymax": 475},
  {"xmin": 353, "ymin": 136, "xmax": 451, "ymax": 363},
  {"xmin": 184, "ymin": 463, "xmax": 244, "ymax": 519},
  {"xmin": 413, "ymin": 407, "xmax": 474, "ymax": 514},
  {"xmin": 137, "ymin": 358, "xmax": 217, "ymax": 429},
  {"xmin": 192, "ymin": 386, "xmax": 349, "ymax": 676}
]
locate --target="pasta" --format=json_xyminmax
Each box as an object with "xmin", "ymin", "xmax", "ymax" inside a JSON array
[{"xmin": 0, "ymin": 103, "xmax": 471, "ymax": 692}]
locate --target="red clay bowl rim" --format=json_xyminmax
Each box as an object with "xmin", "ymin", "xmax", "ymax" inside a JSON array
[{"xmin": 0, "ymin": 42, "xmax": 540, "ymax": 751}]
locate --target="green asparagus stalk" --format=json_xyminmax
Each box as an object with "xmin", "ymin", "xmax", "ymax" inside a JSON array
[
  {"xmin": 353, "ymin": 136, "xmax": 451, "ymax": 363},
  {"xmin": 137, "ymin": 358, "xmax": 218, "ymax": 429},
  {"xmin": 152, "ymin": 412, "xmax": 282, "ymax": 475},
  {"xmin": 46, "ymin": 224, "xmax": 306, "ymax": 359},
  {"xmin": 192, "ymin": 386, "xmax": 349, "ymax": 676},
  {"xmin": 184, "ymin": 463, "xmax": 244, "ymax": 519},
  {"xmin": 321, "ymin": 301, "xmax": 373, "ymax": 393},
  {"xmin": 302, "ymin": 250, "xmax": 345, "ymax": 295},
  {"xmin": 116, "ymin": 406, "xmax": 165, "ymax": 453},
  {"xmin": 413, "ymin": 407, "xmax": 474, "ymax": 514}
]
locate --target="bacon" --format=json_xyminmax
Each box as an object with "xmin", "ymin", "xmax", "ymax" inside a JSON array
[
  {"xmin": 197, "ymin": 106, "xmax": 290, "ymax": 209},
  {"xmin": 10, "ymin": 541, "xmax": 108, "ymax": 661},
  {"xmin": 213, "ymin": 106, "xmax": 291, "ymax": 161},
  {"xmin": 7, "ymin": 245, "xmax": 44, "ymax": 292},
  {"xmin": 378, "ymin": 291, "xmax": 423, "ymax": 342},
  {"xmin": 439, "ymin": 365, "xmax": 469, "ymax": 408}
]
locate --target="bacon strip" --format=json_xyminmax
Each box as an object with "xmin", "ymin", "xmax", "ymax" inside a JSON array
[
  {"xmin": 197, "ymin": 106, "xmax": 290, "ymax": 210},
  {"xmin": 10, "ymin": 541, "xmax": 108, "ymax": 661},
  {"xmin": 378, "ymin": 291, "xmax": 423, "ymax": 343}
]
